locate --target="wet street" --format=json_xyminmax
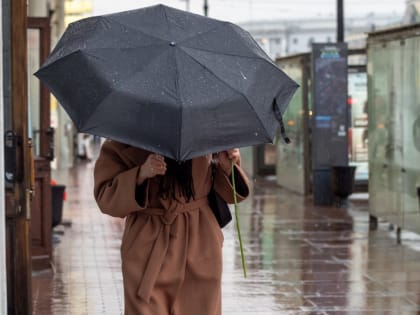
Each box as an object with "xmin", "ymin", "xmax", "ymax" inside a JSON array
[{"xmin": 32, "ymin": 161, "xmax": 420, "ymax": 315}]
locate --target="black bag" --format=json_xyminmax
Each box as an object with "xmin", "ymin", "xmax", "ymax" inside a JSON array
[{"xmin": 208, "ymin": 162, "xmax": 232, "ymax": 228}]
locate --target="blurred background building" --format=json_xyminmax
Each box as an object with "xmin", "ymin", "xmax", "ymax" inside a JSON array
[
  {"xmin": 404, "ymin": 0, "xmax": 420, "ymax": 23},
  {"xmin": 240, "ymin": 13, "xmax": 401, "ymax": 59}
]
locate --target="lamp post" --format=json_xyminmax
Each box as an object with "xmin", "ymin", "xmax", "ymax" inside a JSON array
[
  {"xmin": 337, "ymin": 0, "xmax": 344, "ymax": 42},
  {"xmin": 204, "ymin": 0, "xmax": 208, "ymax": 16}
]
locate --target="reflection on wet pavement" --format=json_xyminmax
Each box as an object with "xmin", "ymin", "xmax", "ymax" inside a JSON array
[{"xmin": 32, "ymin": 163, "xmax": 420, "ymax": 314}]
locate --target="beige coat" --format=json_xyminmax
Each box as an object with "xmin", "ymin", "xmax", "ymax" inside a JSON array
[{"xmin": 94, "ymin": 140, "xmax": 249, "ymax": 315}]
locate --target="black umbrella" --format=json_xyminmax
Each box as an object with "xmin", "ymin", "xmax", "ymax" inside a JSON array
[{"xmin": 35, "ymin": 4, "xmax": 298, "ymax": 161}]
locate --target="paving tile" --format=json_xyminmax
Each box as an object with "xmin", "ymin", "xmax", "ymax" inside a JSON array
[{"xmin": 32, "ymin": 161, "xmax": 420, "ymax": 314}]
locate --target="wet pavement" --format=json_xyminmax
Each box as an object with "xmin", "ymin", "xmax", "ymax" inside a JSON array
[{"xmin": 32, "ymin": 161, "xmax": 420, "ymax": 314}]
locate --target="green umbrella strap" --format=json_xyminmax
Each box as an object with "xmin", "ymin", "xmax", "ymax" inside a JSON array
[{"xmin": 231, "ymin": 160, "xmax": 247, "ymax": 278}]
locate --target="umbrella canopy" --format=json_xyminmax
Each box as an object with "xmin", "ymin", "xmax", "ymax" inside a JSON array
[{"xmin": 35, "ymin": 4, "xmax": 298, "ymax": 161}]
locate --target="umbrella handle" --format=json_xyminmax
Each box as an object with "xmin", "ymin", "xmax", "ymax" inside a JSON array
[{"xmin": 231, "ymin": 160, "xmax": 247, "ymax": 278}]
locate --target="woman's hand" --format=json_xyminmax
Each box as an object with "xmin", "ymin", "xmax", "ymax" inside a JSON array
[
  {"xmin": 138, "ymin": 154, "xmax": 167, "ymax": 184},
  {"xmin": 217, "ymin": 149, "xmax": 240, "ymax": 176}
]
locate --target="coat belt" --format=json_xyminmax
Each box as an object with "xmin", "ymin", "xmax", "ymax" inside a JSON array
[{"xmin": 136, "ymin": 197, "xmax": 209, "ymax": 303}]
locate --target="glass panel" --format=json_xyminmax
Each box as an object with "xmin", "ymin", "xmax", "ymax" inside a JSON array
[
  {"xmin": 367, "ymin": 43, "xmax": 387, "ymax": 219},
  {"xmin": 264, "ymin": 143, "xmax": 276, "ymax": 166},
  {"xmin": 275, "ymin": 60, "xmax": 305, "ymax": 194},
  {"xmin": 348, "ymin": 71, "xmax": 368, "ymax": 181},
  {"xmin": 402, "ymin": 37, "xmax": 420, "ymax": 232},
  {"xmin": 368, "ymin": 40, "xmax": 403, "ymax": 227},
  {"xmin": 27, "ymin": 29, "xmax": 41, "ymax": 157},
  {"xmin": 387, "ymin": 40, "xmax": 404, "ymax": 227}
]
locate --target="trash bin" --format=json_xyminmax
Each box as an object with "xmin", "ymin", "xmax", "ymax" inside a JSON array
[
  {"xmin": 51, "ymin": 185, "xmax": 66, "ymax": 228},
  {"xmin": 331, "ymin": 166, "xmax": 356, "ymax": 200},
  {"xmin": 313, "ymin": 169, "xmax": 334, "ymax": 206}
]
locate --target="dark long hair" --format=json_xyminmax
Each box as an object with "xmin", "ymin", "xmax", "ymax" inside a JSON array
[{"xmin": 159, "ymin": 158, "xmax": 195, "ymax": 201}]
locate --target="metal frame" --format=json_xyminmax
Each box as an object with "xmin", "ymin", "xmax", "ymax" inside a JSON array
[
  {"xmin": 367, "ymin": 23, "xmax": 420, "ymax": 239},
  {"xmin": 0, "ymin": 3, "xmax": 8, "ymax": 314},
  {"xmin": 28, "ymin": 17, "xmax": 51, "ymax": 159},
  {"xmin": 5, "ymin": 0, "xmax": 32, "ymax": 312},
  {"xmin": 367, "ymin": 23, "xmax": 420, "ymax": 43},
  {"xmin": 27, "ymin": 17, "xmax": 52, "ymax": 271}
]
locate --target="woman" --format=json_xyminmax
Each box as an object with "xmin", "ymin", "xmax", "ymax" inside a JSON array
[{"xmin": 94, "ymin": 140, "xmax": 249, "ymax": 315}]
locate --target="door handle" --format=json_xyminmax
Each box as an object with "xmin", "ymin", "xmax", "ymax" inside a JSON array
[
  {"xmin": 46, "ymin": 127, "xmax": 55, "ymax": 161},
  {"xmin": 28, "ymin": 138, "xmax": 35, "ymax": 192},
  {"xmin": 26, "ymin": 138, "xmax": 35, "ymax": 219},
  {"xmin": 4, "ymin": 131, "xmax": 23, "ymax": 183}
]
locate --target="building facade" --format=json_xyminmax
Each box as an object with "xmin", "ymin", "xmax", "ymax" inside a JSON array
[
  {"xmin": 404, "ymin": 0, "xmax": 420, "ymax": 24},
  {"xmin": 239, "ymin": 14, "xmax": 402, "ymax": 59}
]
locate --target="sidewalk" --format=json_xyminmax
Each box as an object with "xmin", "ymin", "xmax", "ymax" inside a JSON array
[{"xmin": 33, "ymin": 161, "xmax": 420, "ymax": 314}]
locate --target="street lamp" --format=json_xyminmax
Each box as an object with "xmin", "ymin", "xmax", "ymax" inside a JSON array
[
  {"xmin": 337, "ymin": 0, "xmax": 344, "ymax": 42},
  {"xmin": 204, "ymin": 0, "xmax": 208, "ymax": 16}
]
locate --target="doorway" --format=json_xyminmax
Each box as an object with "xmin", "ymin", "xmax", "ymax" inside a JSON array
[
  {"xmin": 27, "ymin": 17, "xmax": 53, "ymax": 271},
  {"xmin": 3, "ymin": 2, "xmax": 53, "ymax": 313}
]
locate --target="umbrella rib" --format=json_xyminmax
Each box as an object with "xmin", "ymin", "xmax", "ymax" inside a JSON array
[
  {"xmin": 179, "ymin": 48, "xmax": 272, "ymax": 142},
  {"xmin": 177, "ymin": 23, "xmax": 226, "ymax": 45},
  {"xmin": 227, "ymin": 23, "xmax": 275, "ymax": 60},
  {"xmin": 162, "ymin": 6, "xmax": 172, "ymax": 39},
  {"xmin": 179, "ymin": 22, "xmax": 274, "ymax": 65},
  {"xmin": 104, "ymin": 16, "xmax": 169, "ymax": 44},
  {"xmin": 42, "ymin": 16, "xmax": 166, "ymax": 69},
  {"xmin": 174, "ymin": 50, "xmax": 183, "ymax": 160},
  {"xmin": 35, "ymin": 50, "xmax": 82, "ymax": 75},
  {"xmin": 181, "ymin": 46, "xmax": 255, "ymax": 59},
  {"xmin": 81, "ymin": 45, "xmax": 168, "ymax": 59},
  {"xmin": 181, "ymin": 47, "xmax": 299, "ymax": 114},
  {"xmin": 180, "ymin": 46, "xmax": 298, "ymax": 112},
  {"xmin": 81, "ymin": 48, "xmax": 171, "ymax": 131},
  {"xmin": 40, "ymin": 17, "xmax": 102, "ymax": 68},
  {"xmin": 181, "ymin": 46, "xmax": 281, "ymax": 75},
  {"xmin": 38, "ymin": 45, "xmax": 167, "ymax": 78}
]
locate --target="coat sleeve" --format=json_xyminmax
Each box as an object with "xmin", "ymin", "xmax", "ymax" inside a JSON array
[
  {"xmin": 94, "ymin": 141, "xmax": 149, "ymax": 218},
  {"xmin": 213, "ymin": 157, "xmax": 250, "ymax": 204}
]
